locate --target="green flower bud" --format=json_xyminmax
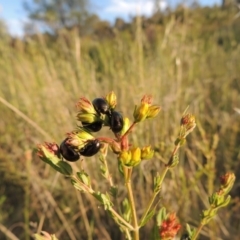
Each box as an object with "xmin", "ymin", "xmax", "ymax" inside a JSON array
[{"xmin": 76, "ymin": 112, "xmax": 100, "ymax": 124}]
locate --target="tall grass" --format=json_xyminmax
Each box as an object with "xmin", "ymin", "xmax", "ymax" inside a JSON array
[{"xmin": 0, "ymin": 6, "xmax": 240, "ymax": 240}]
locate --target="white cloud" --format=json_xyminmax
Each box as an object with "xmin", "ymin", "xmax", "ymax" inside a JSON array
[{"xmin": 105, "ymin": 0, "xmax": 167, "ymax": 17}]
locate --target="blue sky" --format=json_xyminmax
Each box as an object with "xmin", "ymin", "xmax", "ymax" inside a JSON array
[{"xmin": 0, "ymin": 0, "xmax": 221, "ymax": 37}]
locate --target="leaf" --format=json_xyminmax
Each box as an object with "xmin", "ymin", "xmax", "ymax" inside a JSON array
[
  {"xmin": 77, "ymin": 171, "xmax": 91, "ymax": 187},
  {"xmin": 156, "ymin": 207, "xmax": 166, "ymax": 226},
  {"xmin": 40, "ymin": 147, "xmax": 72, "ymax": 175},
  {"xmin": 57, "ymin": 161, "xmax": 72, "ymax": 175},
  {"xmin": 109, "ymin": 186, "xmax": 118, "ymax": 198},
  {"xmin": 122, "ymin": 198, "xmax": 131, "ymax": 222},
  {"xmin": 140, "ymin": 209, "xmax": 155, "ymax": 227},
  {"xmin": 71, "ymin": 179, "xmax": 85, "ymax": 192}
]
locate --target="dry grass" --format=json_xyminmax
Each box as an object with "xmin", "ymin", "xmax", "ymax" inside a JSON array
[{"xmin": 0, "ymin": 6, "xmax": 240, "ymax": 240}]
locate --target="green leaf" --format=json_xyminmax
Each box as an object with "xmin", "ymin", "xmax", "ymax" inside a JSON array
[
  {"xmin": 77, "ymin": 171, "xmax": 91, "ymax": 187},
  {"xmin": 40, "ymin": 147, "xmax": 72, "ymax": 175},
  {"xmin": 140, "ymin": 209, "xmax": 155, "ymax": 227},
  {"xmin": 57, "ymin": 161, "xmax": 72, "ymax": 175},
  {"xmin": 92, "ymin": 192, "xmax": 113, "ymax": 210},
  {"xmin": 71, "ymin": 179, "xmax": 85, "ymax": 192},
  {"xmin": 154, "ymin": 175, "xmax": 161, "ymax": 193},
  {"xmin": 122, "ymin": 198, "xmax": 131, "ymax": 222},
  {"xmin": 109, "ymin": 186, "xmax": 118, "ymax": 198},
  {"xmin": 156, "ymin": 207, "xmax": 166, "ymax": 226}
]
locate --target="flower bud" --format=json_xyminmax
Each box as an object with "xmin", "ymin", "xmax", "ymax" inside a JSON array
[
  {"xmin": 76, "ymin": 97, "xmax": 96, "ymax": 114},
  {"xmin": 110, "ymin": 141, "xmax": 121, "ymax": 154},
  {"xmin": 37, "ymin": 142, "xmax": 60, "ymax": 160},
  {"xmin": 130, "ymin": 147, "xmax": 141, "ymax": 166},
  {"xmin": 181, "ymin": 113, "xmax": 196, "ymax": 134},
  {"xmin": 141, "ymin": 146, "xmax": 154, "ymax": 160},
  {"xmin": 118, "ymin": 150, "xmax": 132, "ymax": 165},
  {"xmin": 146, "ymin": 105, "xmax": 161, "ymax": 119},
  {"xmin": 133, "ymin": 103, "xmax": 149, "ymax": 122},
  {"xmin": 105, "ymin": 91, "xmax": 117, "ymax": 109},
  {"xmin": 76, "ymin": 112, "xmax": 100, "ymax": 124},
  {"xmin": 120, "ymin": 117, "xmax": 130, "ymax": 135},
  {"xmin": 133, "ymin": 95, "xmax": 160, "ymax": 123},
  {"xmin": 219, "ymin": 172, "xmax": 235, "ymax": 196},
  {"xmin": 159, "ymin": 213, "xmax": 181, "ymax": 240},
  {"xmin": 67, "ymin": 130, "xmax": 94, "ymax": 150}
]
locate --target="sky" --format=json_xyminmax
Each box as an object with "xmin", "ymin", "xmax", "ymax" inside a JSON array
[{"xmin": 0, "ymin": 0, "xmax": 222, "ymax": 37}]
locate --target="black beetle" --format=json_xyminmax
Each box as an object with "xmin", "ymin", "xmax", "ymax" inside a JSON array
[
  {"xmin": 180, "ymin": 233, "xmax": 191, "ymax": 240},
  {"xmin": 82, "ymin": 121, "xmax": 103, "ymax": 132},
  {"xmin": 92, "ymin": 98, "xmax": 110, "ymax": 115},
  {"xmin": 109, "ymin": 110, "xmax": 123, "ymax": 133},
  {"xmin": 79, "ymin": 139, "xmax": 101, "ymax": 157},
  {"xmin": 60, "ymin": 138, "xmax": 80, "ymax": 162}
]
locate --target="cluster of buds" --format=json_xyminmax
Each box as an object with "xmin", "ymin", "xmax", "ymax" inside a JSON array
[
  {"xmin": 57, "ymin": 92, "xmax": 125, "ymax": 162},
  {"xmin": 200, "ymin": 172, "xmax": 235, "ymax": 225},
  {"xmin": 159, "ymin": 213, "xmax": 181, "ymax": 240},
  {"xmin": 118, "ymin": 146, "xmax": 154, "ymax": 167},
  {"xmin": 37, "ymin": 92, "xmax": 161, "ymax": 165},
  {"xmin": 76, "ymin": 92, "xmax": 123, "ymax": 134},
  {"xmin": 133, "ymin": 95, "xmax": 161, "ymax": 123}
]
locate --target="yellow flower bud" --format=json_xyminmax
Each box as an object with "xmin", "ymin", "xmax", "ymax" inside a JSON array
[
  {"xmin": 76, "ymin": 113, "xmax": 99, "ymax": 124},
  {"xmin": 118, "ymin": 150, "xmax": 132, "ymax": 165},
  {"xmin": 147, "ymin": 105, "xmax": 161, "ymax": 119},
  {"xmin": 133, "ymin": 103, "xmax": 149, "ymax": 122},
  {"xmin": 105, "ymin": 91, "xmax": 117, "ymax": 109},
  {"xmin": 141, "ymin": 146, "xmax": 154, "ymax": 160},
  {"xmin": 120, "ymin": 117, "xmax": 131, "ymax": 135},
  {"xmin": 76, "ymin": 97, "xmax": 96, "ymax": 114},
  {"xmin": 130, "ymin": 147, "xmax": 141, "ymax": 166}
]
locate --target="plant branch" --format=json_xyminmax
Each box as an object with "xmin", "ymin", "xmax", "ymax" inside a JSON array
[
  {"xmin": 121, "ymin": 122, "xmax": 137, "ymax": 140},
  {"xmin": 191, "ymin": 223, "xmax": 204, "ymax": 240},
  {"xmin": 124, "ymin": 167, "xmax": 139, "ymax": 240}
]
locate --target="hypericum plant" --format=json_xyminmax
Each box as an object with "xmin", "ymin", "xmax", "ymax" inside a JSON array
[{"xmin": 36, "ymin": 91, "xmax": 235, "ymax": 240}]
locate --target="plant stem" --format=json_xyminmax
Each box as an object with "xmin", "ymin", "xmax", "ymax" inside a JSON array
[
  {"xmin": 73, "ymin": 175, "xmax": 134, "ymax": 231},
  {"xmin": 124, "ymin": 167, "xmax": 139, "ymax": 240},
  {"xmin": 121, "ymin": 122, "xmax": 137, "ymax": 140},
  {"xmin": 139, "ymin": 192, "xmax": 157, "ymax": 225},
  {"xmin": 191, "ymin": 223, "xmax": 204, "ymax": 240},
  {"xmin": 108, "ymin": 207, "xmax": 135, "ymax": 231},
  {"xmin": 158, "ymin": 166, "xmax": 169, "ymax": 186}
]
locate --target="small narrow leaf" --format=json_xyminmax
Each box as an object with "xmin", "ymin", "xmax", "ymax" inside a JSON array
[{"xmin": 140, "ymin": 209, "xmax": 155, "ymax": 227}]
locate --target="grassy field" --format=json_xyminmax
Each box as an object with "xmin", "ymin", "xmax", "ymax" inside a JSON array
[{"xmin": 0, "ymin": 5, "xmax": 240, "ymax": 240}]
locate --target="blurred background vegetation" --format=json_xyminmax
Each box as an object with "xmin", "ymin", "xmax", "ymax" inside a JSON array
[{"xmin": 0, "ymin": 0, "xmax": 240, "ymax": 239}]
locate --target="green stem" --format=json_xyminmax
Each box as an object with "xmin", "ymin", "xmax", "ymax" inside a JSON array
[
  {"xmin": 139, "ymin": 192, "xmax": 158, "ymax": 225},
  {"xmin": 124, "ymin": 167, "xmax": 139, "ymax": 240},
  {"xmin": 158, "ymin": 166, "xmax": 169, "ymax": 186},
  {"xmin": 191, "ymin": 223, "xmax": 204, "ymax": 240},
  {"xmin": 73, "ymin": 176, "xmax": 134, "ymax": 231},
  {"xmin": 108, "ymin": 207, "xmax": 135, "ymax": 231},
  {"xmin": 140, "ymin": 144, "xmax": 180, "ymax": 225}
]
